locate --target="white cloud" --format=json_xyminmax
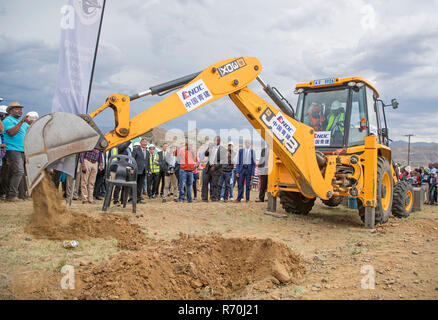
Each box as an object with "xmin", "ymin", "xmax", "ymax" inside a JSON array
[{"xmin": 1, "ymin": 0, "xmax": 437, "ymax": 143}]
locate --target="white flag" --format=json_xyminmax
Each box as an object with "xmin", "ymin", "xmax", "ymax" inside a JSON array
[{"xmin": 50, "ymin": 0, "xmax": 105, "ymax": 176}]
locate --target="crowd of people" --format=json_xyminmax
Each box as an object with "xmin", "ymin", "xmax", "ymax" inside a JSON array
[
  {"xmin": 397, "ymin": 163, "xmax": 438, "ymax": 205},
  {"xmin": 0, "ymin": 101, "xmax": 270, "ymax": 205},
  {"xmin": 76, "ymin": 135, "xmax": 270, "ymax": 206}
]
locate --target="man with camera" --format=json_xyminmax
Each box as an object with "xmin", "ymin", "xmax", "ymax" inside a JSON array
[
  {"xmin": 2, "ymin": 101, "xmax": 32, "ymax": 202},
  {"xmin": 162, "ymin": 143, "xmax": 178, "ymax": 202}
]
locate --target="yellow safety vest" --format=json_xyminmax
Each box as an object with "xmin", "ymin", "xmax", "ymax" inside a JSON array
[
  {"xmin": 149, "ymin": 153, "xmax": 160, "ymax": 173},
  {"xmin": 326, "ymin": 112, "xmax": 345, "ymax": 134}
]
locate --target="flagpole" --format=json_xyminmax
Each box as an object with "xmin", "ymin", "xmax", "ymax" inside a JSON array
[
  {"xmin": 86, "ymin": 0, "xmax": 106, "ymax": 112},
  {"xmin": 68, "ymin": 0, "xmax": 106, "ymax": 206}
]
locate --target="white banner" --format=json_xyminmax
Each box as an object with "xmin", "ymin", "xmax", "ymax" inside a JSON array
[{"xmin": 50, "ymin": 0, "xmax": 105, "ymax": 177}]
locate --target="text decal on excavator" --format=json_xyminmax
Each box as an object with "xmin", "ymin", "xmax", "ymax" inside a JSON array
[
  {"xmin": 177, "ymin": 79, "xmax": 213, "ymax": 112},
  {"xmin": 218, "ymin": 57, "xmax": 247, "ymax": 77},
  {"xmin": 260, "ymin": 107, "xmax": 300, "ymax": 156}
]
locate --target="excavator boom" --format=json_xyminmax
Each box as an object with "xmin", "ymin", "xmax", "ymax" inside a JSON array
[{"xmin": 24, "ymin": 56, "xmax": 333, "ymax": 200}]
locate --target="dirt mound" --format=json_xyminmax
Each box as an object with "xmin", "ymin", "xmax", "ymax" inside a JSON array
[
  {"xmin": 27, "ymin": 173, "xmax": 147, "ymax": 250},
  {"xmin": 26, "ymin": 211, "xmax": 147, "ymax": 250},
  {"xmin": 74, "ymin": 234, "xmax": 305, "ymax": 300}
]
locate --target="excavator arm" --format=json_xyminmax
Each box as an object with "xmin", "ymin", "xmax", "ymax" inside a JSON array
[{"xmin": 24, "ymin": 56, "xmax": 333, "ymax": 199}]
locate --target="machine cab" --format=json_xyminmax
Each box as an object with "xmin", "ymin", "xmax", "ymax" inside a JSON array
[{"xmin": 294, "ymin": 77, "xmax": 386, "ymax": 150}]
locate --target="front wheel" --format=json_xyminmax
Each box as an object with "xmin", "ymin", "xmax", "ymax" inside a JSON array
[
  {"xmin": 279, "ymin": 192, "xmax": 315, "ymax": 215},
  {"xmin": 358, "ymin": 157, "xmax": 393, "ymax": 225}
]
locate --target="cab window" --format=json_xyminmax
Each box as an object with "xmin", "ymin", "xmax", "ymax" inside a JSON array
[
  {"xmin": 347, "ymin": 86, "xmax": 367, "ymax": 146},
  {"xmin": 366, "ymin": 86, "xmax": 379, "ymax": 141},
  {"xmin": 299, "ymin": 88, "xmax": 348, "ymax": 148}
]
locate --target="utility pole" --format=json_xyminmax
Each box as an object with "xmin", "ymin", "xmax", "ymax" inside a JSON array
[{"xmin": 404, "ymin": 134, "xmax": 414, "ymax": 166}]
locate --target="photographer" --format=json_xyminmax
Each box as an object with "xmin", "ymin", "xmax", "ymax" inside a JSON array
[{"xmin": 162, "ymin": 144, "xmax": 178, "ymax": 202}]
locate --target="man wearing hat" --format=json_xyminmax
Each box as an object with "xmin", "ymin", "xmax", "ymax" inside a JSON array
[{"xmin": 2, "ymin": 102, "xmax": 32, "ymax": 201}]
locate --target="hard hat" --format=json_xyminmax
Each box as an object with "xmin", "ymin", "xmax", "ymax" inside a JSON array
[
  {"xmin": 331, "ymin": 100, "xmax": 342, "ymax": 110},
  {"xmin": 148, "ymin": 144, "xmax": 155, "ymax": 148},
  {"xmin": 228, "ymin": 141, "xmax": 234, "ymax": 146},
  {"xmin": 133, "ymin": 142, "xmax": 141, "ymax": 147}
]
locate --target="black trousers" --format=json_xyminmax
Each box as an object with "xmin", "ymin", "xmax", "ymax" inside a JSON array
[
  {"xmin": 202, "ymin": 168, "xmax": 222, "ymax": 201},
  {"xmin": 136, "ymin": 172, "xmax": 146, "ymax": 200},
  {"xmin": 93, "ymin": 168, "xmax": 106, "ymax": 197},
  {"xmin": 259, "ymin": 174, "xmax": 268, "ymax": 201},
  {"xmin": 157, "ymin": 170, "xmax": 165, "ymax": 196},
  {"xmin": 0, "ymin": 157, "xmax": 9, "ymax": 197},
  {"xmin": 201, "ymin": 169, "xmax": 212, "ymax": 201},
  {"xmin": 211, "ymin": 170, "xmax": 222, "ymax": 201},
  {"xmin": 147, "ymin": 173, "xmax": 160, "ymax": 197}
]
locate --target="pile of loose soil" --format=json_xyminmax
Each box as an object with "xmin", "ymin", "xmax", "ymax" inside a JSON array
[
  {"xmin": 73, "ymin": 233, "xmax": 305, "ymax": 300},
  {"xmin": 26, "ymin": 174, "xmax": 147, "ymax": 250}
]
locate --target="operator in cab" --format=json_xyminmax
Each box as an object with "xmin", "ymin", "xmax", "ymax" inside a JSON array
[
  {"xmin": 304, "ymin": 102, "xmax": 326, "ymax": 131},
  {"xmin": 325, "ymin": 100, "xmax": 345, "ymax": 145}
]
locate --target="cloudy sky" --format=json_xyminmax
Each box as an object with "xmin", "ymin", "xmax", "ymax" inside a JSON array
[{"xmin": 0, "ymin": 0, "xmax": 437, "ymax": 143}]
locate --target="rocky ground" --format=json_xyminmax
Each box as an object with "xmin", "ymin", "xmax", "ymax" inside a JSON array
[{"xmin": 0, "ymin": 190, "xmax": 437, "ymax": 300}]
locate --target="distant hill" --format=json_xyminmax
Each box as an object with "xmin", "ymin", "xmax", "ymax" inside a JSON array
[
  {"xmin": 389, "ymin": 140, "xmax": 438, "ymax": 167},
  {"xmin": 390, "ymin": 140, "xmax": 438, "ymax": 147},
  {"xmin": 391, "ymin": 145, "xmax": 438, "ymax": 167}
]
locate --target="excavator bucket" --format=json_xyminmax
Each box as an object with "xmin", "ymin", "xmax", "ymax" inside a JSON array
[{"xmin": 24, "ymin": 112, "xmax": 107, "ymax": 192}]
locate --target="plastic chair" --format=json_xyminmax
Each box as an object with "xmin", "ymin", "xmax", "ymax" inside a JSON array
[{"xmin": 102, "ymin": 154, "xmax": 138, "ymax": 213}]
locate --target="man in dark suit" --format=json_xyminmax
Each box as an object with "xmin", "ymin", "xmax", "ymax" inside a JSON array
[
  {"xmin": 157, "ymin": 143, "xmax": 169, "ymax": 197},
  {"xmin": 131, "ymin": 137, "xmax": 149, "ymax": 204},
  {"xmin": 235, "ymin": 140, "xmax": 255, "ymax": 202},
  {"xmin": 201, "ymin": 136, "xmax": 227, "ymax": 202}
]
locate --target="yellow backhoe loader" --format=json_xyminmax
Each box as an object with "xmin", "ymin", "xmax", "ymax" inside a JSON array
[{"xmin": 23, "ymin": 56, "xmax": 413, "ymax": 228}]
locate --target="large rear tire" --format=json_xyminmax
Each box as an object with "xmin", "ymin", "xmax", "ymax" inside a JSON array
[
  {"xmin": 279, "ymin": 191, "xmax": 315, "ymax": 215},
  {"xmin": 392, "ymin": 180, "xmax": 413, "ymax": 218},
  {"xmin": 322, "ymin": 197, "xmax": 343, "ymax": 207},
  {"xmin": 358, "ymin": 157, "xmax": 393, "ymax": 225}
]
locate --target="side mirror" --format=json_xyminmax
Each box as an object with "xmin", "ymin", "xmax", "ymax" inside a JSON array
[
  {"xmin": 391, "ymin": 98, "xmax": 399, "ymax": 109},
  {"xmin": 381, "ymin": 128, "xmax": 389, "ymax": 137}
]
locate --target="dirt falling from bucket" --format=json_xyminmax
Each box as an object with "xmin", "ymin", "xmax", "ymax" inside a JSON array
[{"xmin": 31, "ymin": 173, "xmax": 70, "ymax": 228}]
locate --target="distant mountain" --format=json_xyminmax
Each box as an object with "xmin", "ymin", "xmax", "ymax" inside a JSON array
[
  {"xmin": 390, "ymin": 140, "xmax": 438, "ymax": 146},
  {"xmin": 391, "ymin": 145, "xmax": 438, "ymax": 167}
]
